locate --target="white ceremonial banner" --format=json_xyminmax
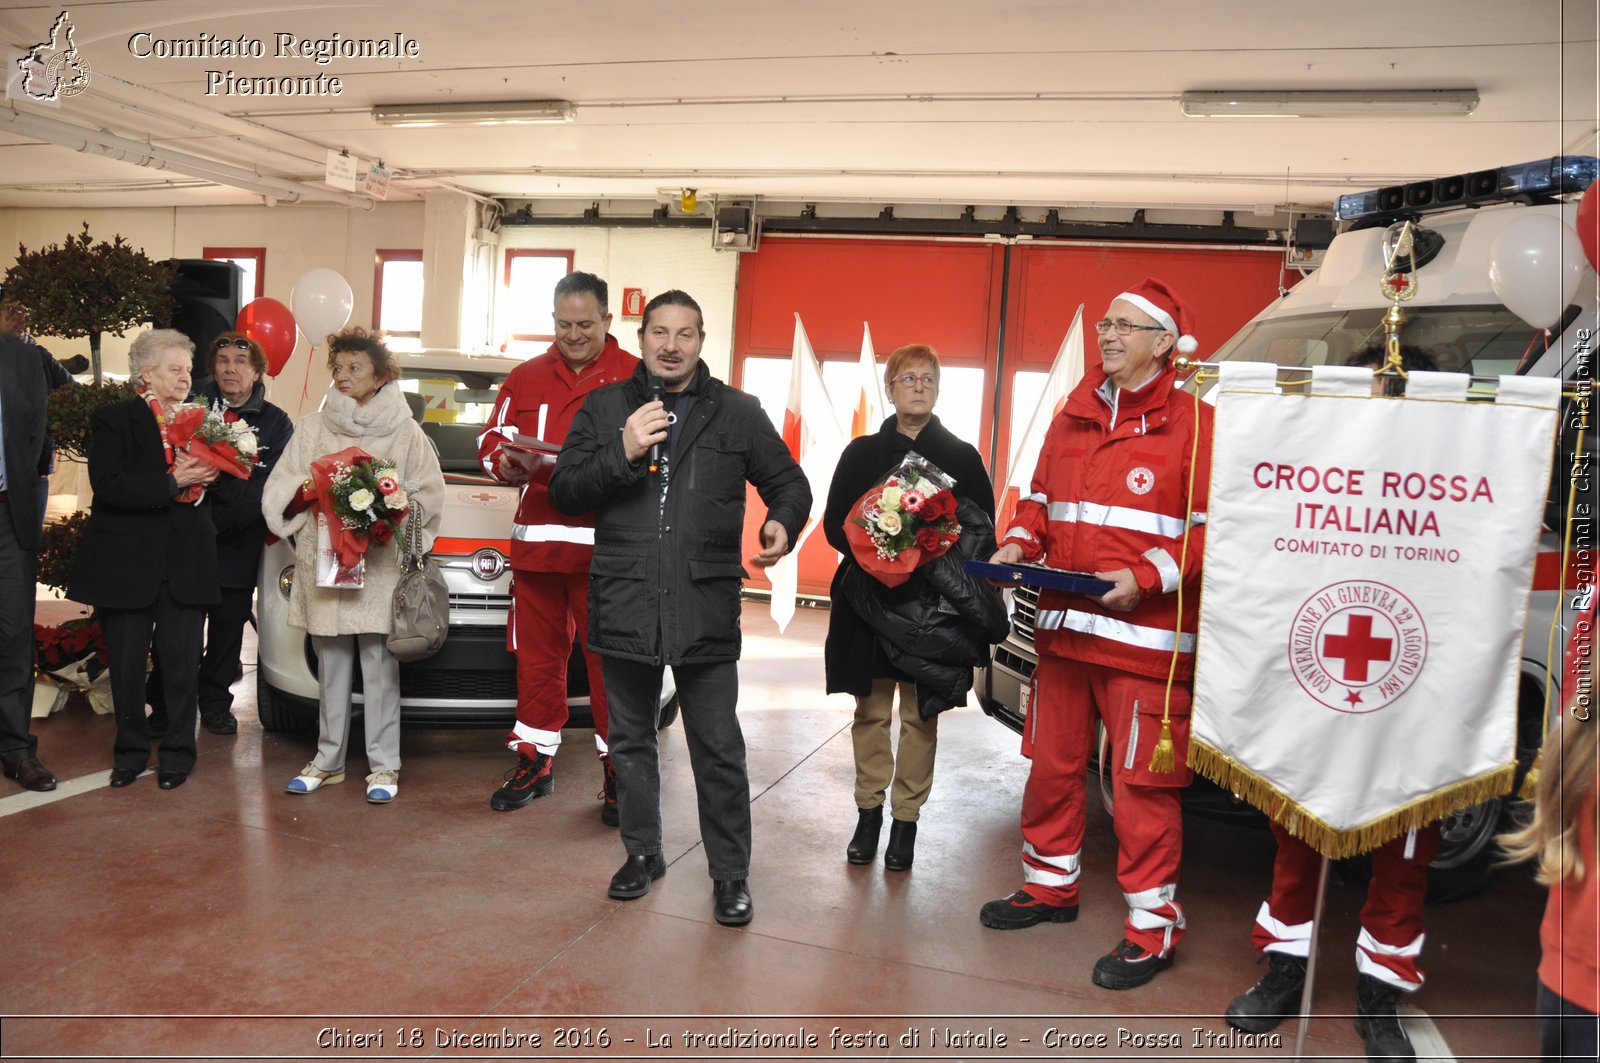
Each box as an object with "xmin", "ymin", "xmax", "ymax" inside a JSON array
[{"xmin": 1191, "ymin": 369, "xmax": 1561, "ymax": 857}]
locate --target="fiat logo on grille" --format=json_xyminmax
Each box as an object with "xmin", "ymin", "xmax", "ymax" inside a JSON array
[{"xmin": 471, "ymin": 548, "xmax": 508, "ymax": 581}]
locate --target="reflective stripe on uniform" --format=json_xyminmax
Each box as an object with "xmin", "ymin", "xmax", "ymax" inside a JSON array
[
  {"xmin": 512, "ymin": 523, "xmax": 596, "ymax": 545},
  {"xmin": 1046, "ymin": 499, "xmax": 1187, "ymax": 539},
  {"xmin": 1033, "ymin": 608, "xmax": 1195, "ymax": 653},
  {"xmin": 1143, "ymin": 546, "xmax": 1181, "ymax": 594},
  {"xmin": 1022, "ymin": 841, "xmax": 1081, "ymax": 887},
  {"xmin": 509, "ymin": 721, "xmax": 562, "ymax": 754}
]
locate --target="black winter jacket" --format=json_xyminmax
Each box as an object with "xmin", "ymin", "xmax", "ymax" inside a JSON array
[
  {"xmin": 838, "ymin": 498, "xmax": 1010, "ymax": 718},
  {"xmin": 823, "ymin": 415, "xmax": 996, "ymax": 697},
  {"xmin": 200, "ymin": 379, "xmax": 294, "ymax": 589},
  {"xmin": 548, "ymin": 362, "xmax": 811, "ymax": 666}
]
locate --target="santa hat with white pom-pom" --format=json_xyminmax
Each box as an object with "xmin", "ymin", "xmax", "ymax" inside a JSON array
[{"xmin": 1115, "ymin": 277, "xmax": 1198, "ymax": 355}]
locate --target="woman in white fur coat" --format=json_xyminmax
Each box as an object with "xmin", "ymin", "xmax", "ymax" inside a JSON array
[{"xmin": 263, "ymin": 327, "xmax": 444, "ymax": 804}]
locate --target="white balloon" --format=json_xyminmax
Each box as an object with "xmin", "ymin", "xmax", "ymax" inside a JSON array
[
  {"xmin": 290, "ymin": 268, "xmax": 354, "ymax": 344},
  {"xmin": 1487, "ymin": 214, "xmax": 1585, "ymax": 330}
]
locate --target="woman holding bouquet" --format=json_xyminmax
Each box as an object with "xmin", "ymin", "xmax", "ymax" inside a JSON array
[
  {"xmin": 263, "ymin": 327, "xmax": 443, "ymax": 804},
  {"xmin": 69, "ymin": 329, "xmax": 238, "ymax": 790},
  {"xmin": 146, "ymin": 331, "xmax": 294, "ymax": 736},
  {"xmin": 823, "ymin": 344, "xmax": 997, "ymax": 871}
]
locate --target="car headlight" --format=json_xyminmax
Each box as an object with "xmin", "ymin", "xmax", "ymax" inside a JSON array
[{"xmin": 278, "ymin": 565, "xmax": 295, "ymax": 600}]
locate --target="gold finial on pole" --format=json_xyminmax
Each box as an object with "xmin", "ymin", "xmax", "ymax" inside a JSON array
[{"xmin": 1378, "ymin": 221, "xmax": 1419, "ymax": 380}]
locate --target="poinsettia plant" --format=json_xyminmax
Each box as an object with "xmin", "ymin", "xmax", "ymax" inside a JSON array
[
  {"xmin": 34, "ymin": 617, "xmax": 108, "ymax": 682},
  {"xmin": 844, "ymin": 453, "xmax": 962, "ymax": 587}
]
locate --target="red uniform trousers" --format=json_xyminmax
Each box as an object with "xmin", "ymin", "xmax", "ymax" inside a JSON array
[
  {"xmin": 1252, "ymin": 820, "xmax": 1440, "ymax": 990},
  {"xmin": 505, "ymin": 570, "xmax": 609, "ymax": 758},
  {"xmin": 1020, "ymin": 654, "xmax": 1191, "ymax": 957}
]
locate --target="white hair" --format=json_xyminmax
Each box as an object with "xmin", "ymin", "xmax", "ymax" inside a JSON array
[{"xmin": 128, "ymin": 328, "xmax": 194, "ymax": 384}]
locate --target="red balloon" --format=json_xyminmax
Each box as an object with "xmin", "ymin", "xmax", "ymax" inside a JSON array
[
  {"xmin": 1578, "ymin": 179, "xmax": 1600, "ymax": 273},
  {"xmin": 236, "ymin": 297, "xmax": 297, "ymax": 377}
]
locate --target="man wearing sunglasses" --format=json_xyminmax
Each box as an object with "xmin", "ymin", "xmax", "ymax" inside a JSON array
[
  {"xmin": 981, "ymin": 278, "xmax": 1212, "ymax": 992},
  {"xmin": 145, "ymin": 331, "xmax": 293, "ymax": 736}
]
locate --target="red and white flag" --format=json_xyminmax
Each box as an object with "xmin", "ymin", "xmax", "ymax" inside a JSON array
[
  {"xmin": 997, "ymin": 306, "xmax": 1085, "ymax": 539},
  {"xmin": 1192, "ymin": 363, "xmax": 1562, "ymax": 856},
  {"xmin": 851, "ymin": 323, "xmax": 885, "ymax": 438},
  {"xmin": 771, "ymin": 314, "xmax": 849, "ymax": 632}
]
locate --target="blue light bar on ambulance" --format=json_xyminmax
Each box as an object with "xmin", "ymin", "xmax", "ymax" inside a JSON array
[{"xmin": 1334, "ymin": 155, "xmax": 1600, "ymax": 222}]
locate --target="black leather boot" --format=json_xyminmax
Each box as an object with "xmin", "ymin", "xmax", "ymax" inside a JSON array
[
  {"xmin": 883, "ymin": 819, "xmax": 917, "ymax": 871},
  {"xmin": 846, "ymin": 806, "xmax": 883, "ymax": 865},
  {"xmin": 1354, "ymin": 974, "xmax": 1416, "ymax": 1062}
]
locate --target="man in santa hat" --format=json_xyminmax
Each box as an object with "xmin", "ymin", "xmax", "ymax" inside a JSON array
[{"xmin": 980, "ymin": 278, "xmax": 1212, "ymax": 991}]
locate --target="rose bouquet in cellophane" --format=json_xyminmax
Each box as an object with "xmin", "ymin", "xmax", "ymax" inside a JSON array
[
  {"xmin": 844, "ymin": 453, "xmax": 962, "ymax": 588},
  {"xmin": 308, "ymin": 446, "xmax": 412, "ymax": 588}
]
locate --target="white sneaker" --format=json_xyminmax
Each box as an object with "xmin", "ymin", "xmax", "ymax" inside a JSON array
[
  {"xmin": 366, "ymin": 770, "xmax": 399, "ymax": 804},
  {"xmin": 286, "ymin": 763, "xmax": 344, "ymax": 794}
]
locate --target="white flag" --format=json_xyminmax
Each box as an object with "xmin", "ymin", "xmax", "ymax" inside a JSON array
[
  {"xmin": 997, "ymin": 306, "xmax": 1085, "ymax": 536},
  {"xmin": 1191, "ymin": 365, "xmax": 1562, "ymax": 857},
  {"xmin": 851, "ymin": 322, "xmax": 885, "ymax": 438},
  {"xmin": 769, "ymin": 314, "xmax": 849, "ymax": 633}
]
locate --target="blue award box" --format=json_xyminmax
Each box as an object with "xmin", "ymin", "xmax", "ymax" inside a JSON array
[{"xmin": 963, "ymin": 559, "xmax": 1115, "ymax": 596}]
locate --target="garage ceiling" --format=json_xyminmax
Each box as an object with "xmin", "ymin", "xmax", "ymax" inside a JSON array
[{"xmin": 0, "ymin": 0, "xmax": 1595, "ymax": 214}]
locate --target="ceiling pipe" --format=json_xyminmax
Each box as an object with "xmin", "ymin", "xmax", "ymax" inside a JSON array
[{"xmin": 0, "ymin": 107, "xmax": 375, "ymax": 210}]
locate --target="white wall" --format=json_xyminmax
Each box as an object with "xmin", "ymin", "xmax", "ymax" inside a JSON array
[
  {"xmin": 0, "ymin": 202, "xmax": 424, "ymax": 417},
  {"xmin": 498, "ymin": 226, "xmax": 741, "ymax": 377},
  {"xmin": 0, "ymin": 204, "xmax": 742, "ymax": 417}
]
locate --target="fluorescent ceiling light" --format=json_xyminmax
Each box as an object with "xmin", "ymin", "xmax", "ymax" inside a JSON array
[
  {"xmin": 372, "ymin": 101, "xmax": 575, "ymax": 127},
  {"xmin": 1180, "ymin": 90, "xmax": 1478, "ymax": 118}
]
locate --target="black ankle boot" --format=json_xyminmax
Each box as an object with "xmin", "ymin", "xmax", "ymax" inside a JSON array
[
  {"xmin": 847, "ymin": 806, "xmax": 883, "ymax": 865},
  {"xmin": 1354, "ymin": 974, "xmax": 1416, "ymax": 1062},
  {"xmin": 883, "ymin": 819, "xmax": 917, "ymax": 871}
]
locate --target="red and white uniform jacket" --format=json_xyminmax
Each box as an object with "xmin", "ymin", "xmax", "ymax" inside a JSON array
[
  {"xmin": 1002, "ymin": 363, "xmax": 1213, "ymax": 679},
  {"xmin": 477, "ymin": 336, "xmax": 639, "ymax": 573}
]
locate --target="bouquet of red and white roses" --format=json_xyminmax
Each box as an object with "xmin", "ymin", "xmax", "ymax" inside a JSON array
[
  {"xmin": 844, "ymin": 454, "xmax": 962, "ymax": 588},
  {"xmin": 163, "ymin": 402, "xmax": 264, "ymax": 479},
  {"xmin": 308, "ymin": 446, "xmax": 412, "ymax": 588}
]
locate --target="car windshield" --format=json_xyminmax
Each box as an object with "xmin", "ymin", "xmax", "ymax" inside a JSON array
[
  {"xmin": 397, "ymin": 367, "xmax": 506, "ymax": 474},
  {"xmin": 1211, "ymin": 304, "xmax": 1574, "ymax": 377}
]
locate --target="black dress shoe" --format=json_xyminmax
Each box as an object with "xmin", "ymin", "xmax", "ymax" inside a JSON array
[
  {"xmin": 4, "ymin": 756, "xmax": 57, "ymax": 792},
  {"xmin": 607, "ymin": 854, "xmax": 666, "ymax": 899},
  {"xmin": 109, "ymin": 767, "xmax": 142, "ymax": 788},
  {"xmin": 846, "ymin": 806, "xmax": 883, "ymax": 865},
  {"xmin": 157, "ymin": 770, "xmax": 188, "ymax": 790},
  {"xmin": 712, "ymin": 879, "xmax": 753, "ymax": 926},
  {"xmin": 883, "ymin": 819, "xmax": 917, "ymax": 872},
  {"xmin": 200, "ymin": 712, "xmax": 237, "ymax": 735}
]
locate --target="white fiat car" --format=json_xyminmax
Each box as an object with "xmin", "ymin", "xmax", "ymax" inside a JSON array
[{"xmin": 255, "ymin": 349, "xmax": 676, "ymax": 732}]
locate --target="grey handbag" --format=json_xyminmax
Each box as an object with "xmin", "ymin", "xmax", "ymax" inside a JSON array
[{"xmin": 387, "ymin": 503, "xmax": 449, "ymax": 662}]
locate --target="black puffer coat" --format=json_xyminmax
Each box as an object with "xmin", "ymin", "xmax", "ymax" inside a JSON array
[
  {"xmin": 549, "ymin": 362, "xmax": 811, "ymax": 666},
  {"xmin": 839, "ymin": 499, "xmax": 1011, "ymax": 719}
]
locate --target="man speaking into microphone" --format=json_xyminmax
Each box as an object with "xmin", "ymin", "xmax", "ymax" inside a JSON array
[{"xmin": 550, "ymin": 289, "xmax": 810, "ymax": 927}]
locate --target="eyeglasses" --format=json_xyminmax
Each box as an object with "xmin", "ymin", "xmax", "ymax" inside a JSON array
[
  {"xmin": 0, "ymin": 304, "xmax": 29, "ymax": 319},
  {"xmin": 1094, "ymin": 319, "xmax": 1167, "ymax": 337},
  {"xmin": 894, "ymin": 372, "xmax": 938, "ymax": 389},
  {"xmin": 214, "ymin": 337, "xmax": 252, "ymax": 350}
]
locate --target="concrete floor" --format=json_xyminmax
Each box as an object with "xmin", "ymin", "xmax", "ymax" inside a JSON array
[{"xmin": 1, "ymin": 592, "xmax": 1548, "ymax": 1062}]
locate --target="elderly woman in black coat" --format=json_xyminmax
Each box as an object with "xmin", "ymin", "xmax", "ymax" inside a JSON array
[
  {"xmin": 823, "ymin": 343, "xmax": 1003, "ymax": 872},
  {"xmin": 68, "ymin": 329, "xmax": 236, "ymax": 790}
]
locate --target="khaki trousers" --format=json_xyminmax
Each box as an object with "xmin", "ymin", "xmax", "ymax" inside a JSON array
[{"xmin": 851, "ymin": 677, "xmax": 937, "ymax": 821}]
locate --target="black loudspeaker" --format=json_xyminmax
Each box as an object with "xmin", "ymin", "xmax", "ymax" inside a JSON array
[{"xmin": 167, "ymin": 258, "xmax": 244, "ymax": 380}]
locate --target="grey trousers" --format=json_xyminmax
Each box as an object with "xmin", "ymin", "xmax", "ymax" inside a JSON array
[
  {"xmin": 311, "ymin": 633, "xmax": 401, "ymax": 775},
  {"xmin": 603, "ymin": 656, "xmax": 751, "ymax": 881}
]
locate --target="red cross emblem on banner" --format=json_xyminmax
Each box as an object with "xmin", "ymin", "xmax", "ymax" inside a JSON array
[{"xmin": 1321, "ymin": 612, "xmax": 1394, "ymax": 682}]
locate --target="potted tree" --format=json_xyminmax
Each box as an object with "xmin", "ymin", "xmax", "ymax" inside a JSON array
[{"xmin": 4, "ymin": 223, "xmax": 175, "ymax": 384}]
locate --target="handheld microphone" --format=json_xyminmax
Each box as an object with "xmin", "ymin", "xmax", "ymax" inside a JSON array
[{"xmin": 646, "ymin": 375, "xmax": 665, "ymax": 473}]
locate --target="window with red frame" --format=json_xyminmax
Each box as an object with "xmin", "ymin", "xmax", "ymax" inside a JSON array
[
  {"xmin": 503, "ymin": 249, "xmax": 574, "ymax": 354},
  {"xmin": 373, "ymin": 249, "xmax": 423, "ymax": 350},
  {"xmin": 202, "ymin": 246, "xmax": 265, "ymax": 301}
]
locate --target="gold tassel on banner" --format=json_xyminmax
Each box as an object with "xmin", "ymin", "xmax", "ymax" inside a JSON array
[
  {"xmin": 1519, "ymin": 749, "xmax": 1543, "ymax": 801},
  {"xmin": 1148, "ymin": 718, "xmax": 1175, "ymax": 773}
]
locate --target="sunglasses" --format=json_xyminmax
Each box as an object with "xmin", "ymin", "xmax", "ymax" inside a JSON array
[{"xmin": 214, "ymin": 337, "xmax": 252, "ymax": 350}]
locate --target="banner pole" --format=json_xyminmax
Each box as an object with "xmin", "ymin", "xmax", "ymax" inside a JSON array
[{"xmin": 1293, "ymin": 854, "xmax": 1332, "ymax": 1061}]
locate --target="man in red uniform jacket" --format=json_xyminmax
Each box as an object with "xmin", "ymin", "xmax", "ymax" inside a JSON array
[
  {"xmin": 477, "ymin": 272, "xmax": 640, "ymax": 820},
  {"xmin": 980, "ymin": 278, "xmax": 1212, "ymax": 992}
]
